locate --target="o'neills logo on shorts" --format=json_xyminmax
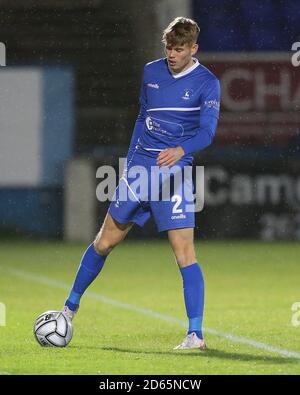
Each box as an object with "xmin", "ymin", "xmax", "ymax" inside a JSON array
[{"xmin": 171, "ymin": 214, "xmax": 187, "ymax": 220}]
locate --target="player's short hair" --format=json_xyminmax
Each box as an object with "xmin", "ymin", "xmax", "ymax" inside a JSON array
[{"xmin": 162, "ymin": 17, "xmax": 200, "ymax": 47}]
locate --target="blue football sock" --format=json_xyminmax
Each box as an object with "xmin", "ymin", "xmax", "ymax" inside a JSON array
[
  {"xmin": 180, "ymin": 263, "xmax": 204, "ymax": 339},
  {"xmin": 65, "ymin": 243, "xmax": 107, "ymax": 311}
]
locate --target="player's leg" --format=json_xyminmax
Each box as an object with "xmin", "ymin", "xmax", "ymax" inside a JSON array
[
  {"xmin": 64, "ymin": 213, "xmax": 133, "ymax": 318},
  {"xmin": 94, "ymin": 212, "xmax": 133, "ymax": 255},
  {"xmin": 168, "ymin": 227, "xmax": 205, "ymax": 350},
  {"xmin": 149, "ymin": 163, "xmax": 204, "ymax": 348},
  {"xmin": 64, "ymin": 147, "xmax": 152, "ymax": 320}
]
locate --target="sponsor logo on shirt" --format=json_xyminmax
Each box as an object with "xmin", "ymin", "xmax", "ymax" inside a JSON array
[
  {"xmin": 145, "ymin": 116, "xmax": 170, "ymax": 136},
  {"xmin": 146, "ymin": 116, "xmax": 154, "ymax": 130},
  {"xmin": 204, "ymin": 99, "xmax": 220, "ymax": 110},
  {"xmin": 147, "ymin": 83, "xmax": 160, "ymax": 89}
]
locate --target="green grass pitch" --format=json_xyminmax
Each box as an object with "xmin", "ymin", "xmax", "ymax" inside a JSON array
[{"xmin": 0, "ymin": 239, "xmax": 300, "ymax": 375}]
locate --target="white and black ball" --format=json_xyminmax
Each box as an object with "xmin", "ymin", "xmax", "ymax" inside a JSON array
[{"xmin": 34, "ymin": 310, "xmax": 73, "ymax": 347}]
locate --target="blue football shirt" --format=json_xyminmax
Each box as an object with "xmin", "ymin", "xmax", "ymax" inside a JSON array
[{"xmin": 128, "ymin": 57, "xmax": 220, "ymax": 159}]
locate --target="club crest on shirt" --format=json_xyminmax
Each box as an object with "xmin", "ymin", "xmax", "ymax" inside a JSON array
[{"xmin": 181, "ymin": 89, "xmax": 193, "ymax": 100}]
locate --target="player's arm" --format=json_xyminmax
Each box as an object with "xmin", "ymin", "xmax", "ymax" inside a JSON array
[
  {"xmin": 157, "ymin": 78, "xmax": 220, "ymax": 167},
  {"xmin": 180, "ymin": 78, "xmax": 220, "ymax": 155},
  {"xmin": 126, "ymin": 68, "xmax": 147, "ymax": 160}
]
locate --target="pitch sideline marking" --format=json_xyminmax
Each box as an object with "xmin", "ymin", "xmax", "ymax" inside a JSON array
[{"xmin": 2, "ymin": 265, "xmax": 300, "ymax": 360}]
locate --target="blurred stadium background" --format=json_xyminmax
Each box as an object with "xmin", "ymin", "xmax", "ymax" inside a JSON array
[{"xmin": 0, "ymin": 0, "xmax": 299, "ymax": 242}]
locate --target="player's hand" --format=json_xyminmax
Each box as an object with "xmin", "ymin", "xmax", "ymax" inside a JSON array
[{"xmin": 156, "ymin": 146, "xmax": 185, "ymax": 167}]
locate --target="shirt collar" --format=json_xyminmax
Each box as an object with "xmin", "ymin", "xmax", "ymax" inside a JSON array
[{"xmin": 171, "ymin": 58, "xmax": 199, "ymax": 79}]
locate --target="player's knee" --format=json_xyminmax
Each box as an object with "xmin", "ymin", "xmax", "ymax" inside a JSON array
[
  {"xmin": 175, "ymin": 254, "xmax": 190, "ymax": 267},
  {"xmin": 174, "ymin": 246, "xmax": 196, "ymax": 268},
  {"xmin": 93, "ymin": 238, "xmax": 116, "ymax": 256}
]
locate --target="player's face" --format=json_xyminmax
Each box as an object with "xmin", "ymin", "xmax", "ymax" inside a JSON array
[{"xmin": 165, "ymin": 42, "xmax": 198, "ymax": 73}]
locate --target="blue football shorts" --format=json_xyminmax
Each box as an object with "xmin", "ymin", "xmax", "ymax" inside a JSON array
[{"xmin": 108, "ymin": 149, "xmax": 195, "ymax": 232}]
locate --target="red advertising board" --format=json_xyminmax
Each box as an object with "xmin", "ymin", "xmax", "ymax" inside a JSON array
[{"xmin": 200, "ymin": 53, "xmax": 300, "ymax": 145}]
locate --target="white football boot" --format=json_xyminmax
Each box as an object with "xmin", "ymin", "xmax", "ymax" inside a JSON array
[
  {"xmin": 62, "ymin": 305, "xmax": 77, "ymax": 321},
  {"xmin": 173, "ymin": 332, "xmax": 206, "ymax": 350}
]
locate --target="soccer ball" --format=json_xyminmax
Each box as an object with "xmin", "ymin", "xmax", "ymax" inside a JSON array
[{"xmin": 34, "ymin": 310, "xmax": 73, "ymax": 347}]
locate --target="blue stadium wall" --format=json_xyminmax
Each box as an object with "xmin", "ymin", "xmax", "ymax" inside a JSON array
[{"xmin": 0, "ymin": 67, "xmax": 74, "ymax": 238}]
